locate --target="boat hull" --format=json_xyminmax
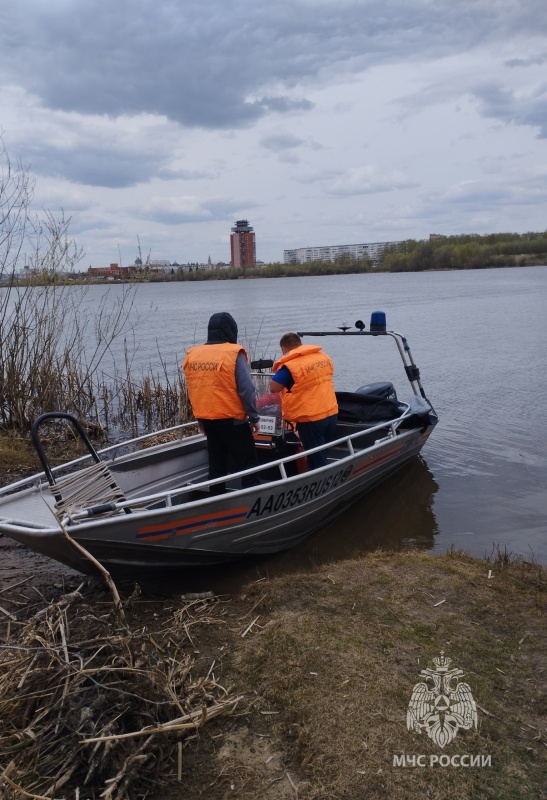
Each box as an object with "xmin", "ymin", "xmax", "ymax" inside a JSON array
[{"xmin": 0, "ymin": 425, "xmax": 433, "ymax": 576}]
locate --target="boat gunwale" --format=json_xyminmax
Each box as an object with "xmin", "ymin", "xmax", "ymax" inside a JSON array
[
  {"xmin": 0, "ymin": 404, "xmax": 432, "ymax": 536},
  {"xmin": 0, "ymin": 420, "xmax": 203, "ymax": 499}
]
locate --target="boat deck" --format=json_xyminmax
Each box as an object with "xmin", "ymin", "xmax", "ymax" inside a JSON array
[{"xmin": 0, "ymin": 487, "xmax": 57, "ymax": 528}]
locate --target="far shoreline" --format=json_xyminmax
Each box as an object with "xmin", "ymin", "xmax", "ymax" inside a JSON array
[{"xmin": 3, "ymin": 259, "xmax": 546, "ymax": 288}]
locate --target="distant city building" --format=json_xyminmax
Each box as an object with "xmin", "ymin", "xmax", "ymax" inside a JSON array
[
  {"xmin": 147, "ymin": 259, "xmax": 171, "ymax": 274},
  {"xmin": 87, "ymin": 259, "xmax": 222, "ymax": 279},
  {"xmin": 429, "ymin": 234, "xmax": 447, "ymax": 240},
  {"xmin": 230, "ymin": 220, "xmax": 256, "ymax": 268},
  {"xmin": 88, "ymin": 263, "xmax": 140, "ymax": 279},
  {"xmin": 88, "ymin": 261, "xmax": 171, "ymax": 279},
  {"xmin": 170, "ymin": 261, "xmax": 216, "ymax": 272},
  {"xmin": 283, "ymin": 240, "xmax": 404, "ymax": 268}
]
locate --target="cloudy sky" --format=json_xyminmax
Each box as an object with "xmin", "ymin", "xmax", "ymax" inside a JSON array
[{"xmin": 1, "ymin": 0, "xmax": 546, "ymax": 267}]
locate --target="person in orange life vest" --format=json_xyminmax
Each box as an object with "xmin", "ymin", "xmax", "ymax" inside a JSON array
[
  {"xmin": 183, "ymin": 312, "xmax": 260, "ymax": 495},
  {"xmin": 269, "ymin": 332, "xmax": 338, "ymax": 470}
]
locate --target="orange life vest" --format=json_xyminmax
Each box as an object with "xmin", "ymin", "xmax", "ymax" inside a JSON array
[
  {"xmin": 273, "ymin": 344, "xmax": 338, "ymax": 423},
  {"xmin": 183, "ymin": 343, "xmax": 249, "ymax": 420}
]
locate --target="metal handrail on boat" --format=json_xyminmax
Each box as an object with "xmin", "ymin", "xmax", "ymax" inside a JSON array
[
  {"xmin": 297, "ymin": 324, "xmax": 437, "ymax": 414},
  {"xmin": 0, "ymin": 420, "xmax": 202, "ymax": 499},
  {"xmin": 58, "ymin": 403, "xmax": 414, "ymax": 525},
  {"xmin": 0, "ymin": 403, "xmax": 414, "ymax": 513},
  {"xmin": 0, "ymin": 399, "xmax": 422, "ymax": 529}
]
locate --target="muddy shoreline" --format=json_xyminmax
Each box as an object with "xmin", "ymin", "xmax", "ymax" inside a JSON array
[
  {"xmin": 0, "ymin": 459, "xmax": 80, "ymax": 594},
  {"xmin": 0, "ymin": 451, "xmax": 545, "ymax": 799}
]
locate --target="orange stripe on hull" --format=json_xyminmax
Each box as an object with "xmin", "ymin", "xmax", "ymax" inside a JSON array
[{"xmin": 136, "ymin": 506, "xmax": 249, "ymax": 541}]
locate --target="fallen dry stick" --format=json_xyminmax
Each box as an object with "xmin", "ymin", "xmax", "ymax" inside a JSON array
[{"xmin": 82, "ymin": 695, "xmax": 244, "ymax": 743}]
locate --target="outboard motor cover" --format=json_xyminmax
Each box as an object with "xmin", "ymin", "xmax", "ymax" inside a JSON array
[
  {"xmin": 336, "ymin": 388, "xmax": 402, "ymax": 424},
  {"xmin": 354, "ymin": 382, "xmax": 397, "ymax": 401}
]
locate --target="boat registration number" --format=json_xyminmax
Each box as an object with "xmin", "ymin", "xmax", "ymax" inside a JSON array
[{"xmin": 247, "ymin": 465, "xmax": 353, "ymax": 519}]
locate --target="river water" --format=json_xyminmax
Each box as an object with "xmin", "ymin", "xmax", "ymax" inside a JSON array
[{"xmin": 4, "ymin": 266, "xmax": 547, "ymax": 587}]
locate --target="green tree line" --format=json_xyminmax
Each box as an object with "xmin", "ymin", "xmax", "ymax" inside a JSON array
[
  {"xmin": 159, "ymin": 253, "xmax": 372, "ymax": 282},
  {"xmin": 380, "ymin": 232, "xmax": 547, "ymax": 272},
  {"xmin": 130, "ymin": 233, "xmax": 547, "ymax": 282}
]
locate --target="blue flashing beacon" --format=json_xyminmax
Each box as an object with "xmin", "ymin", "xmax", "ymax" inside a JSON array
[{"xmin": 370, "ymin": 310, "xmax": 386, "ymax": 333}]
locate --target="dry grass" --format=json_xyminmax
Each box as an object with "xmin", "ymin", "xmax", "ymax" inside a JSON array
[
  {"xmin": 0, "ymin": 582, "xmax": 242, "ymax": 799},
  {"xmin": 0, "ymin": 430, "xmax": 92, "ymax": 487},
  {"xmin": 0, "ymin": 433, "xmax": 51, "ymax": 488},
  {"xmin": 136, "ymin": 426, "xmax": 197, "ymax": 450},
  {"xmin": 0, "ymin": 433, "xmax": 38, "ymax": 471},
  {"xmin": 0, "ymin": 432, "xmax": 545, "ymax": 799},
  {"xmin": 215, "ymin": 550, "xmax": 546, "ymax": 800},
  {"xmin": 0, "ymin": 552, "xmax": 544, "ymax": 799}
]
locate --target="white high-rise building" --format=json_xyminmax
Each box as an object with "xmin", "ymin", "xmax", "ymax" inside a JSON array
[{"xmin": 283, "ymin": 240, "xmax": 403, "ymax": 267}]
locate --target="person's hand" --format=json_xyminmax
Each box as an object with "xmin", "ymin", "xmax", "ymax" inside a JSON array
[{"xmin": 250, "ymin": 420, "xmax": 261, "ymax": 435}]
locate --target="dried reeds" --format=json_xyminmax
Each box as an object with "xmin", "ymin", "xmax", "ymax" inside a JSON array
[
  {"xmin": 0, "ymin": 583, "xmax": 242, "ymax": 799},
  {"xmin": 104, "ymin": 365, "xmax": 193, "ymax": 439}
]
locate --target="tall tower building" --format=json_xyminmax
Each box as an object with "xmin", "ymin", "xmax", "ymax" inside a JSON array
[{"xmin": 230, "ymin": 220, "xmax": 256, "ymax": 268}]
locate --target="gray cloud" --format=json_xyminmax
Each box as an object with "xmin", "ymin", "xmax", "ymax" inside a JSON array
[
  {"xmin": 158, "ymin": 166, "xmax": 216, "ymax": 181},
  {"xmin": 3, "ymin": 0, "xmax": 547, "ymax": 263},
  {"xmin": 296, "ymin": 168, "xmax": 341, "ymax": 185},
  {"xmin": 327, "ymin": 166, "xmax": 418, "ymax": 196},
  {"xmin": 504, "ymin": 54, "xmax": 547, "ymax": 68},
  {"xmin": 472, "ymin": 82, "xmax": 547, "ymax": 138},
  {"xmin": 425, "ymin": 170, "xmax": 547, "ymax": 214},
  {"xmin": 25, "ymin": 146, "xmax": 165, "ymax": 188},
  {"xmin": 2, "ymin": 97, "xmax": 191, "ymax": 187},
  {"xmin": 253, "ymin": 97, "xmax": 314, "ymax": 114},
  {"xmin": 140, "ymin": 195, "xmax": 254, "ymax": 225},
  {"xmin": 2, "ymin": 0, "xmax": 545, "ymax": 132},
  {"xmin": 260, "ymin": 133, "xmax": 306, "ymax": 152},
  {"xmin": 389, "ymin": 66, "xmax": 547, "ymax": 141},
  {"xmin": 69, "ymin": 217, "xmax": 115, "ymax": 236}
]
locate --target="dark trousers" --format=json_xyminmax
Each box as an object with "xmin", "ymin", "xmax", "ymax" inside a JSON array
[
  {"xmin": 201, "ymin": 419, "xmax": 260, "ymax": 495},
  {"xmin": 297, "ymin": 414, "xmax": 338, "ymax": 471}
]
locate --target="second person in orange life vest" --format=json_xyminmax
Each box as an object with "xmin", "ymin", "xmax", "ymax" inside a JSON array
[
  {"xmin": 269, "ymin": 332, "xmax": 338, "ymax": 470},
  {"xmin": 183, "ymin": 312, "xmax": 260, "ymax": 495}
]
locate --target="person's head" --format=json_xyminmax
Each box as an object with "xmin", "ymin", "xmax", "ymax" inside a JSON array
[
  {"xmin": 207, "ymin": 312, "xmax": 238, "ymax": 344},
  {"xmin": 279, "ymin": 332, "xmax": 302, "ymax": 355}
]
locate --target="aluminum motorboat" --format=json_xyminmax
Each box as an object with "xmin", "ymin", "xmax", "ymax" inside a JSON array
[{"xmin": 0, "ymin": 312, "xmax": 438, "ymax": 576}]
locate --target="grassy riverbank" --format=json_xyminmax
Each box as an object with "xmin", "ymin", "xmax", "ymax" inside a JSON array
[{"xmin": 0, "ymin": 440, "xmax": 545, "ymax": 799}]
